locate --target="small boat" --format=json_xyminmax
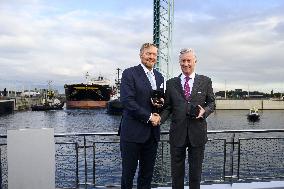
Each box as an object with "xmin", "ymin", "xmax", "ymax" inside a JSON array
[
  {"xmin": 107, "ymin": 97, "xmax": 123, "ymax": 115},
  {"xmin": 31, "ymin": 102, "xmax": 64, "ymax": 111},
  {"xmin": 247, "ymin": 107, "xmax": 260, "ymax": 121},
  {"xmin": 107, "ymin": 68, "xmax": 123, "ymax": 115}
]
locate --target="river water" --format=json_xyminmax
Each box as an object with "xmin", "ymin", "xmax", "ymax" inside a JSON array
[
  {"xmin": 1, "ymin": 109, "xmax": 284, "ymax": 133},
  {"xmin": 0, "ymin": 109, "xmax": 283, "ymax": 187}
]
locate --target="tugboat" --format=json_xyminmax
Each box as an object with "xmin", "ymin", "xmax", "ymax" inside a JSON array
[
  {"xmin": 107, "ymin": 68, "xmax": 123, "ymax": 115},
  {"xmin": 247, "ymin": 107, "xmax": 260, "ymax": 121},
  {"xmin": 64, "ymin": 72, "xmax": 112, "ymax": 109},
  {"xmin": 31, "ymin": 81, "xmax": 64, "ymax": 111},
  {"xmin": 107, "ymin": 97, "xmax": 123, "ymax": 115}
]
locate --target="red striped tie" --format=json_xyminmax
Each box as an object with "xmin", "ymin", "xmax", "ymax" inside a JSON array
[{"xmin": 184, "ymin": 76, "xmax": 191, "ymax": 100}]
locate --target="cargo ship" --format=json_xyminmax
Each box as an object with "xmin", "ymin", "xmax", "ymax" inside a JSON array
[{"xmin": 64, "ymin": 74, "xmax": 112, "ymax": 109}]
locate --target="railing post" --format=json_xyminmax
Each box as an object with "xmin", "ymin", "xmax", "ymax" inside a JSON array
[
  {"xmin": 223, "ymin": 139, "xmax": 226, "ymax": 181},
  {"xmin": 237, "ymin": 139, "xmax": 241, "ymax": 180},
  {"xmin": 83, "ymin": 136, "xmax": 87, "ymax": 188},
  {"xmin": 93, "ymin": 142, "xmax": 96, "ymax": 186},
  {"xmin": 161, "ymin": 141, "xmax": 164, "ymax": 184},
  {"xmin": 0, "ymin": 147, "xmax": 2, "ymax": 189},
  {"xmin": 230, "ymin": 133, "xmax": 235, "ymax": 184},
  {"xmin": 75, "ymin": 142, "xmax": 79, "ymax": 189}
]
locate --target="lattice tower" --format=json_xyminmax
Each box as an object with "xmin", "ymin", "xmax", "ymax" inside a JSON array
[{"xmin": 153, "ymin": 0, "xmax": 174, "ymax": 80}]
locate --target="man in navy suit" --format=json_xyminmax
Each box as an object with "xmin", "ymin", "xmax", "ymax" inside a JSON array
[
  {"xmin": 120, "ymin": 43, "xmax": 164, "ymax": 189},
  {"xmin": 160, "ymin": 48, "xmax": 215, "ymax": 189}
]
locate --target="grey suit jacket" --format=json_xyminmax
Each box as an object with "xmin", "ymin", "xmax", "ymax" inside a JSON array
[{"xmin": 160, "ymin": 74, "xmax": 215, "ymax": 147}]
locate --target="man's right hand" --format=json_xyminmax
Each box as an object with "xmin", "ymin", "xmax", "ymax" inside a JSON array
[{"xmin": 150, "ymin": 113, "xmax": 161, "ymax": 126}]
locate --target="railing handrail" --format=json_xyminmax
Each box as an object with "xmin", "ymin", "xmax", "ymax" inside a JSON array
[
  {"xmin": 0, "ymin": 129, "xmax": 283, "ymax": 138},
  {"xmin": 0, "ymin": 128, "xmax": 283, "ymax": 187}
]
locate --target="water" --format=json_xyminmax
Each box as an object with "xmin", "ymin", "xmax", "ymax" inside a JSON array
[
  {"xmin": 0, "ymin": 109, "xmax": 283, "ymax": 187},
  {"xmin": 0, "ymin": 109, "xmax": 121, "ymax": 134},
  {"xmin": 1, "ymin": 109, "xmax": 284, "ymax": 134},
  {"xmin": 208, "ymin": 110, "xmax": 284, "ymax": 130}
]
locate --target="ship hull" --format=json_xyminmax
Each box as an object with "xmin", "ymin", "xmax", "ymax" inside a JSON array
[
  {"xmin": 64, "ymin": 82, "xmax": 112, "ymax": 109},
  {"xmin": 66, "ymin": 100, "xmax": 108, "ymax": 109}
]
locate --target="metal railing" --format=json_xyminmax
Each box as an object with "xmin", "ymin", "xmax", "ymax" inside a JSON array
[{"xmin": 0, "ymin": 129, "xmax": 284, "ymax": 188}]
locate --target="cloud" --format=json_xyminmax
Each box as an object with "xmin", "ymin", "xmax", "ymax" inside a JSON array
[
  {"xmin": 172, "ymin": 0, "xmax": 284, "ymax": 92},
  {"xmin": 0, "ymin": 0, "xmax": 154, "ymax": 91},
  {"xmin": 0, "ymin": 0, "xmax": 284, "ymax": 94}
]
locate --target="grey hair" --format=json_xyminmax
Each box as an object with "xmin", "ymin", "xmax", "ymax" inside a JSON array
[{"xmin": 179, "ymin": 48, "xmax": 197, "ymax": 62}]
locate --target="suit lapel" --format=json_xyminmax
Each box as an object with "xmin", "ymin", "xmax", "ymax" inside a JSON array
[
  {"xmin": 153, "ymin": 69, "xmax": 162, "ymax": 90},
  {"xmin": 174, "ymin": 74, "xmax": 202, "ymax": 101},
  {"xmin": 173, "ymin": 76, "xmax": 185, "ymax": 100},
  {"xmin": 136, "ymin": 64, "xmax": 152, "ymax": 91},
  {"xmin": 189, "ymin": 74, "xmax": 201, "ymax": 101}
]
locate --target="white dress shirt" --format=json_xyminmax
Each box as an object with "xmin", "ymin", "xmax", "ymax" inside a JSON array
[
  {"xmin": 141, "ymin": 63, "xmax": 157, "ymax": 90},
  {"xmin": 180, "ymin": 72, "xmax": 195, "ymax": 96}
]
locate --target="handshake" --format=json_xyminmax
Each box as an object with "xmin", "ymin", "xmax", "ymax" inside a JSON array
[{"xmin": 150, "ymin": 113, "xmax": 161, "ymax": 126}]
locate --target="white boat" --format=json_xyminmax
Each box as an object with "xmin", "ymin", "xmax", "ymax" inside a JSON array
[{"xmin": 247, "ymin": 107, "xmax": 260, "ymax": 121}]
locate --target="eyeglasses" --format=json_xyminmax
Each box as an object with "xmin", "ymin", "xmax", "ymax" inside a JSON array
[{"xmin": 180, "ymin": 48, "xmax": 194, "ymax": 55}]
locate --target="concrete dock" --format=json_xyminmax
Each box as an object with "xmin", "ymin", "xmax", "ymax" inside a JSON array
[
  {"xmin": 216, "ymin": 99, "xmax": 284, "ymax": 110},
  {"xmin": 0, "ymin": 99, "xmax": 15, "ymax": 115},
  {"xmin": 2, "ymin": 98, "xmax": 284, "ymax": 112}
]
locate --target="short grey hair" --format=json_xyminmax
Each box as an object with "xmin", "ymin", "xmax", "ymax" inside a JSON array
[{"xmin": 179, "ymin": 48, "xmax": 197, "ymax": 61}]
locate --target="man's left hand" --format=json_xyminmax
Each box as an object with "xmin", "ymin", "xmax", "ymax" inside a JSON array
[{"xmin": 196, "ymin": 105, "xmax": 205, "ymax": 119}]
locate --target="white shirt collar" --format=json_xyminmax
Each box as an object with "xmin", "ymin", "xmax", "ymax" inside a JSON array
[
  {"xmin": 140, "ymin": 63, "xmax": 154, "ymax": 76},
  {"xmin": 181, "ymin": 72, "xmax": 195, "ymax": 81}
]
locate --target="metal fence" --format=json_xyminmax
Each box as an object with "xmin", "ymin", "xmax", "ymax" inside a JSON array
[{"xmin": 0, "ymin": 129, "xmax": 284, "ymax": 188}]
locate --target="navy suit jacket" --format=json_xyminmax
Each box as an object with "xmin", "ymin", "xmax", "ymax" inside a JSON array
[{"xmin": 120, "ymin": 64, "xmax": 164, "ymax": 143}]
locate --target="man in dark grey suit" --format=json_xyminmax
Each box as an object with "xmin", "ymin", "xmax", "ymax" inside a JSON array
[{"xmin": 160, "ymin": 48, "xmax": 215, "ymax": 189}]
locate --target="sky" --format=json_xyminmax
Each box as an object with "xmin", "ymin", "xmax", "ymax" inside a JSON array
[{"xmin": 0, "ymin": 0, "xmax": 284, "ymax": 93}]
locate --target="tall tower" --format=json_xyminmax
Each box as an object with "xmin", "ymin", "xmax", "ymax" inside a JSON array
[{"xmin": 153, "ymin": 0, "xmax": 174, "ymax": 80}]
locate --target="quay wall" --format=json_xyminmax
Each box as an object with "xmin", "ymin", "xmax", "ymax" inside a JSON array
[
  {"xmin": 216, "ymin": 99, "xmax": 284, "ymax": 110},
  {"xmin": 14, "ymin": 97, "xmax": 41, "ymax": 110},
  {"xmin": 2, "ymin": 98, "xmax": 284, "ymax": 112},
  {"xmin": 1, "ymin": 97, "xmax": 42, "ymax": 111},
  {"xmin": 0, "ymin": 99, "xmax": 15, "ymax": 115}
]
